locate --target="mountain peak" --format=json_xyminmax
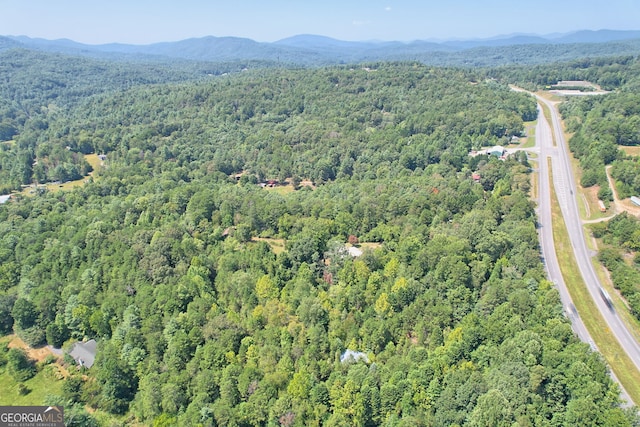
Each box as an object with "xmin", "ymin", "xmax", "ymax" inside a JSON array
[{"xmin": 3, "ymin": 29, "xmax": 640, "ymax": 66}]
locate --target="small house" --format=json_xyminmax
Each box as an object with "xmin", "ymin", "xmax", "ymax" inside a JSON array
[
  {"xmin": 69, "ymin": 339, "xmax": 97, "ymax": 368},
  {"xmin": 347, "ymin": 246, "xmax": 363, "ymax": 257},
  {"xmin": 489, "ymin": 145, "xmax": 505, "ymax": 157}
]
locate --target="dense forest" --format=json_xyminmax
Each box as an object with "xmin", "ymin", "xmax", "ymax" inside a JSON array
[
  {"xmin": 0, "ymin": 48, "xmax": 639, "ymax": 426},
  {"xmin": 0, "ymin": 48, "xmax": 275, "ymax": 193}
]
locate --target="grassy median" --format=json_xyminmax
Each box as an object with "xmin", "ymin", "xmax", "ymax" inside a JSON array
[{"xmin": 549, "ymin": 160, "xmax": 640, "ymax": 404}]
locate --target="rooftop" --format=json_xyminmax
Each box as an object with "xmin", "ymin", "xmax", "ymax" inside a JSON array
[{"xmin": 69, "ymin": 339, "xmax": 97, "ymax": 368}]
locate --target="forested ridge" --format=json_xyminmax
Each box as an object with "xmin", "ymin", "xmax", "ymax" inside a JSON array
[
  {"xmin": 5, "ymin": 32, "xmax": 640, "ymax": 67},
  {"xmin": 0, "ymin": 58, "xmax": 638, "ymax": 426},
  {"xmin": 0, "ymin": 48, "xmax": 274, "ymax": 192}
]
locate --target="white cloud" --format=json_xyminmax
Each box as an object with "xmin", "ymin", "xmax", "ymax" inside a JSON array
[{"xmin": 385, "ymin": 6, "xmax": 392, "ymax": 11}]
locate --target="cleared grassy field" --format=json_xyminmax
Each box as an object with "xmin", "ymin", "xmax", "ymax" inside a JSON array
[
  {"xmin": 20, "ymin": 153, "xmax": 104, "ymax": 195},
  {"xmin": 263, "ymin": 184, "xmax": 296, "ymax": 195},
  {"xmin": 520, "ymin": 122, "xmax": 536, "ymax": 149},
  {"xmin": 84, "ymin": 153, "xmax": 103, "ymax": 171},
  {"xmin": 620, "ymin": 146, "xmax": 640, "ymax": 157},
  {"xmin": 252, "ymin": 237, "xmax": 286, "ymax": 254},
  {"xmin": 0, "ymin": 336, "xmax": 64, "ymax": 405},
  {"xmin": 48, "ymin": 153, "xmax": 103, "ymax": 193},
  {"xmin": 358, "ymin": 242, "xmax": 382, "ymax": 251},
  {"xmin": 0, "ymin": 367, "xmax": 65, "ymax": 405}
]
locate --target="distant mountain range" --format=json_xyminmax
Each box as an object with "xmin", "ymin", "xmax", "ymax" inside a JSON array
[{"xmin": 2, "ymin": 29, "xmax": 640, "ymax": 67}]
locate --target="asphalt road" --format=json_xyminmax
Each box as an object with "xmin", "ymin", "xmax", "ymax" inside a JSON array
[{"xmin": 534, "ymin": 96, "xmax": 639, "ymax": 406}]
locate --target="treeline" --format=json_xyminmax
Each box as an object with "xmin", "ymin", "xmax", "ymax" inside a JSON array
[
  {"xmin": 0, "ymin": 61, "xmax": 636, "ymax": 425},
  {"xmin": 489, "ymin": 55, "xmax": 639, "ymax": 91}
]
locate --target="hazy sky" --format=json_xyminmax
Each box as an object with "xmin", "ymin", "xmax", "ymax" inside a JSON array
[{"xmin": 2, "ymin": 0, "xmax": 639, "ymax": 44}]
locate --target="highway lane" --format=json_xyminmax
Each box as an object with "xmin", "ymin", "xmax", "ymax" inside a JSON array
[
  {"xmin": 535, "ymin": 105, "xmax": 590, "ymax": 340},
  {"xmin": 533, "ymin": 95, "xmax": 638, "ymax": 405}
]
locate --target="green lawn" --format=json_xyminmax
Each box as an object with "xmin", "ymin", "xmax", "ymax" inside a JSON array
[
  {"xmin": 84, "ymin": 153, "xmax": 103, "ymax": 171},
  {"xmin": 263, "ymin": 184, "xmax": 296, "ymax": 195},
  {"xmin": 0, "ymin": 335, "xmax": 65, "ymax": 406},
  {"xmin": 19, "ymin": 153, "xmax": 102, "ymax": 196},
  {"xmin": 252, "ymin": 237, "xmax": 286, "ymax": 254},
  {"xmin": 538, "ymin": 103, "xmax": 556, "ymax": 146},
  {"xmin": 0, "ymin": 365, "xmax": 64, "ymax": 406},
  {"xmin": 620, "ymin": 146, "xmax": 640, "ymax": 157},
  {"xmin": 520, "ymin": 121, "xmax": 536, "ymax": 149}
]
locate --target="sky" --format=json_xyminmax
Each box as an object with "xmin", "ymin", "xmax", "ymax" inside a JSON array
[{"xmin": 2, "ymin": 0, "xmax": 639, "ymax": 45}]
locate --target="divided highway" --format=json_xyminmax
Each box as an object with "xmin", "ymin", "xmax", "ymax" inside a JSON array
[{"xmin": 534, "ymin": 95, "xmax": 640, "ymax": 405}]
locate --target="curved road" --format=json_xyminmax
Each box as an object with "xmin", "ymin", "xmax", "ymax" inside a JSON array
[{"xmin": 534, "ymin": 95, "xmax": 639, "ymax": 405}]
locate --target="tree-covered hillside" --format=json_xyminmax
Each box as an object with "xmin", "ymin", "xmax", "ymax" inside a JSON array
[
  {"xmin": 0, "ymin": 61, "xmax": 636, "ymax": 425},
  {"xmin": 0, "ymin": 48, "xmax": 274, "ymax": 193}
]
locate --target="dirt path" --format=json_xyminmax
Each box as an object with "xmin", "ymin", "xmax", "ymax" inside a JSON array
[
  {"xmin": 6, "ymin": 335, "xmax": 61, "ymax": 363},
  {"xmin": 606, "ymin": 165, "xmax": 640, "ymax": 217},
  {"xmin": 577, "ymin": 165, "xmax": 640, "ymax": 225}
]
